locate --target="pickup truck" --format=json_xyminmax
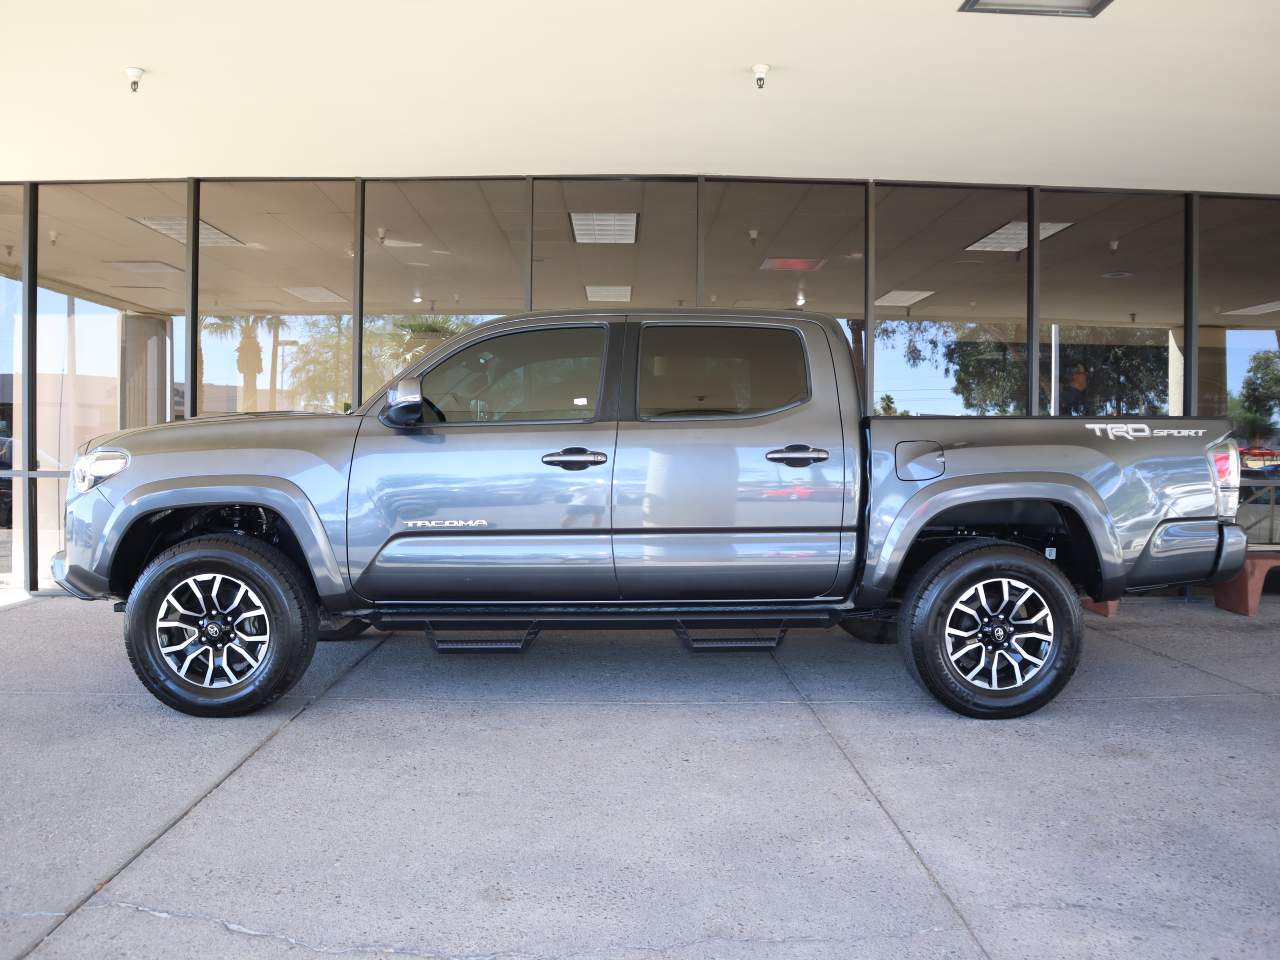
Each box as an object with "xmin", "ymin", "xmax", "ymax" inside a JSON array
[{"xmin": 52, "ymin": 309, "xmax": 1247, "ymax": 719}]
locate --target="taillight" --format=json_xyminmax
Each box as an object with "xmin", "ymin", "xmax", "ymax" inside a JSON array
[{"xmin": 1208, "ymin": 439, "xmax": 1240, "ymax": 520}]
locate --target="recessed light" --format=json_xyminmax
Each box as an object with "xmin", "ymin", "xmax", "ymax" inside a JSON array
[
  {"xmin": 585, "ymin": 284, "xmax": 632, "ymax": 302},
  {"xmin": 1102, "ymin": 271, "xmax": 1133, "ymax": 279},
  {"xmin": 795, "ymin": 291, "xmax": 807, "ymax": 307},
  {"xmin": 875, "ymin": 290, "xmax": 935, "ymax": 307},
  {"xmin": 958, "ymin": 0, "xmax": 1113, "ymax": 17},
  {"xmin": 966, "ymin": 221, "xmax": 1073, "ymax": 253},
  {"xmin": 106, "ymin": 260, "xmax": 181, "ymax": 273},
  {"xmin": 133, "ymin": 216, "xmax": 244, "ymax": 247},
  {"xmin": 571, "ymin": 213, "xmax": 637, "ymax": 244},
  {"xmin": 1225, "ymin": 300, "xmax": 1280, "ymax": 316},
  {"xmin": 760, "ymin": 257, "xmax": 827, "ymax": 272},
  {"xmin": 282, "ymin": 286, "xmax": 346, "ymax": 303}
]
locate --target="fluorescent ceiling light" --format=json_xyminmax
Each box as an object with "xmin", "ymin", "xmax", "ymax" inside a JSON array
[
  {"xmin": 282, "ymin": 286, "xmax": 346, "ymax": 303},
  {"xmin": 958, "ymin": 0, "xmax": 1113, "ymax": 16},
  {"xmin": 106, "ymin": 260, "xmax": 181, "ymax": 273},
  {"xmin": 133, "ymin": 216, "xmax": 244, "ymax": 247},
  {"xmin": 584, "ymin": 284, "xmax": 632, "ymax": 302},
  {"xmin": 571, "ymin": 212, "xmax": 637, "ymax": 244},
  {"xmin": 875, "ymin": 290, "xmax": 935, "ymax": 308},
  {"xmin": 966, "ymin": 221, "xmax": 1073, "ymax": 252},
  {"xmin": 1225, "ymin": 300, "xmax": 1280, "ymax": 316},
  {"xmin": 759, "ymin": 257, "xmax": 827, "ymax": 272}
]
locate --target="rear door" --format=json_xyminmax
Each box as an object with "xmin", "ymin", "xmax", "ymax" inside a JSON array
[
  {"xmin": 347, "ymin": 318, "xmax": 621, "ymax": 601},
  {"xmin": 611, "ymin": 317, "xmax": 846, "ymax": 600}
]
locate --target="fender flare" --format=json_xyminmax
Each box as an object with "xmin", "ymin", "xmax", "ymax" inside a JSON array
[
  {"xmin": 98, "ymin": 475, "xmax": 349, "ymax": 607},
  {"xmin": 856, "ymin": 473, "xmax": 1126, "ymax": 606}
]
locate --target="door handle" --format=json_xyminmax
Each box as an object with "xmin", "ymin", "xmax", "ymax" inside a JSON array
[
  {"xmin": 541, "ymin": 447, "xmax": 609, "ymax": 471},
  {"xmin": 765, "ymin": 444, "xmax": 830, "ymax": 468}
]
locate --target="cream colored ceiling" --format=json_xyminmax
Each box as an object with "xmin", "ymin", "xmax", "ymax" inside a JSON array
[{"xmin": 1, "ymin": 1, "xmax": 1278, "ymax": 194}]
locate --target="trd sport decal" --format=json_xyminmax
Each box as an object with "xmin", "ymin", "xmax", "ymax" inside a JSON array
[{"xmin": 1085, "ymin": 424, "xmax": 1207, "ymax": 440}]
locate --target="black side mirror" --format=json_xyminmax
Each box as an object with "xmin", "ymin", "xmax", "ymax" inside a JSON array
[{"xmin": 383, "ymin": 378, "xmax": 425, "ymax": 427}]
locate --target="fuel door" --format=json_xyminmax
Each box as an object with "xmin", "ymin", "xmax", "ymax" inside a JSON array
[{"xmin": 895, "ymin": 440, "xmax": 945, "ymax": 481}]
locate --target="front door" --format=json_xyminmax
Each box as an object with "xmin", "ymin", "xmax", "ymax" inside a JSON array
[
  {"xmin": 611, "ymin": 317, "xmax": 846, "ymax": 600},
  {"xmin": 348, "ymin": 319, "xmax": 620, "ymax": 601}
]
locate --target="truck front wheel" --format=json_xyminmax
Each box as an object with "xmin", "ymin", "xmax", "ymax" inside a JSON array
[
  {"xmin": 897, "ymin": 542, "xmax": 1082, "ymax": 719},
  {"xmin": 123, "ymin": 535, "xmax": 318, "ymax": 717}
]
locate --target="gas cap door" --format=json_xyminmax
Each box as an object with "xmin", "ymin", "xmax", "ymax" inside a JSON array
[{"xmin": 895, "ymin": 440, "xmax": 945, "ymax": 481}]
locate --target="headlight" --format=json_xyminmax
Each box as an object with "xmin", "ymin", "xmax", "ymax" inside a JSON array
[{"xmin": 72, "ymin": 449, "xmax": 129, "ymax": 493}]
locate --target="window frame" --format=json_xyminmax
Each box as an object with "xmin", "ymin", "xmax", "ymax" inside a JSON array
[
  {"xmin": 631, "ymin": 319, "xmax": 813, "ymax": 423},
  {"xmin": 383, "ymin": 320, "xmax": 615, "ymax": 428}
]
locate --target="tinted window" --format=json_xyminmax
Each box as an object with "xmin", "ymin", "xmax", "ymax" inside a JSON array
[
  {"xmin": 638, "ymin": 325, "xmax": 808, "ymax": 418},
  {"xmin": 421, "ymin": 326, "xmax": 606, "ymax": 423}
]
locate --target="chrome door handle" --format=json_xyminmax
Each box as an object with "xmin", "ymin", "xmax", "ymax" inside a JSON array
[
  {"xmin": 765, "ymin": 444, "xmax": 830, "ymax": 467},
  {"xmin": 541, "ymin": 447, "xmax": 609, "ymax": 471}
]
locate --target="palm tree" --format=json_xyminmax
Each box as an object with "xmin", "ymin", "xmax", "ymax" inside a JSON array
[{"xmin": 201, "ymin": 314, "xmax": 289, "ymax": 411}]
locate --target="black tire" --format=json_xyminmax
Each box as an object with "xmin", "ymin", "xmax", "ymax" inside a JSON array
[
  {"xmin": 838, "ymin": 619, "xmax": 896, "ymax": 644},
  {"xmin": 319, "ymin": 618, "xmax": 371, "ymax": 641},
  {"xmin": 897, "ymin": 541, "xmax": 1082, "ymax": 719},
  {"xmin": 124, "ymin": 535, "xmax": 318, "ymax": 717}
]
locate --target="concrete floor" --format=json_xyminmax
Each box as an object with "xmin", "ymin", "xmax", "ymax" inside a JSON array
[{"xmin": 0, "ymin": 595, "xmax": 1277, "ymax": 960}]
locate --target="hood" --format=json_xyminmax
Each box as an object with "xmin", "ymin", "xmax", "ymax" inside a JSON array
[{"xmin": 86, "ymin": 410, "xmax": 351, "ymax": 453}]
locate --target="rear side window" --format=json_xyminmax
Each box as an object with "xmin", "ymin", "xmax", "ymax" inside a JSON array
[
  {"xmin": 637, "ymin": 324, "xmax": 809, "ymax": 419},
  {"xmin": 420, "ymin": 326, "xmax": 606, "ymax": 423}
]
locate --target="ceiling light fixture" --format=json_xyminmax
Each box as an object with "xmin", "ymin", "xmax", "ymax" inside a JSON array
[
  {"xmin": 1102, "ymin": 271, "xmax": 1133, "ymax": 279},
  {"xmin": 125, "ymin": 66, "xmax": 145, "ymax": 92},
  {"xmin": 1225, "ymin": 300, "xmax": 1280, "ymax": 316},
  {"xmin": 958, "ymin": 0, "xmax": 1113, "ymax": 16},
  {"xmin": 760, "ymin": 257, "xmax": 826, "ymax": 272},
  {"xmin": 134, "ymin": 216, "xmax": 244, "ymax": 247},
  {"xmin": 585, "ymin": 284, "xmax": 632, "ymax": 303},
  {"xmin": 795, "ymin": 290, "xmax": 806, "ymax": 307},
  {"xmin": 571, "ymin": 213, "xmax": 637, "ymax": 244},
  {"xmin": 875, "ymin": 290, "xmax": 936, "ymax": 307},
  {"xmin": 412, "ymin": 291, "xmax": 423, "ymax": 304},
  {"xmin": 752, "ymin": 63, "xmax": 771, "ymax": 89},
  {"xmin": 966, "ymin": 220, "xmax": 1073, "ymax": 252}
]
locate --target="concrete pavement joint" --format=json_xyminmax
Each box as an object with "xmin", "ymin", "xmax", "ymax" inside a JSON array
[
  {"xmin": 1090, "ymin": 619, "xmax": 1274, "ymax": 696},
  {"xmin": 767, "ymin": 648, "xmax": 994, "ymax": 960},
  {"xmin": 15, "ymin": 634, "xmax": 391, "ymax": 960}
]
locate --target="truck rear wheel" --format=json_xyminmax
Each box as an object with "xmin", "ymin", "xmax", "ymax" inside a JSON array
[
  {"xmin": 124, "ymin": 535, "xmax": 318, "ymax": 717},
  {"xmin": 897, "ymin": 542, "xmax": 1082, "ymax": 719}
]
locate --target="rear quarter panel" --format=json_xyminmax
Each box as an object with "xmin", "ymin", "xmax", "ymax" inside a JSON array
[{"xmin": 858, "ymin": 416, "xmax": 1230, "ymax": 605}]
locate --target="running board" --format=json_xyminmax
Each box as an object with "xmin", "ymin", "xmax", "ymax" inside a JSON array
[
  {"xmin": 427, "ymin": 623, "xmax": 540, "ymax": 654},
  {"xmin": 674, "ymin": 621, "xmax": 786, "ymax": 652}
]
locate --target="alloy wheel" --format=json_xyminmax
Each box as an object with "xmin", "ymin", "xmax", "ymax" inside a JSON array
[
  {"xmin": 154, "ymin": 574, "xmax": 271, "ymax": 688},
  {"xmin": 943, "ymin": 577, "xmax": 1054, "ymax": 692}
]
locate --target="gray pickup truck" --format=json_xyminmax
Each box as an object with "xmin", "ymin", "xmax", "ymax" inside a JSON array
[{"xmin": 53, "ymin": 309, "xmax": 1246, "ymax": 719}]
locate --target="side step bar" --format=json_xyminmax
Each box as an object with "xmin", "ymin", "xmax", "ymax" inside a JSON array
[
  {"xmin": 674, "ymin": 621, "xmax": 787, "ymax": 652},
  {"xmin": 428, "ymin": 622, "xmax": 541, "ymax": 654}
]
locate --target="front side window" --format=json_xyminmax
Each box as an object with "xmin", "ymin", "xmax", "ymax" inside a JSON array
[
  {"xmin": 638, "ymin": 325, "xmax": 809, "ymax": 419},
  {"xmin": 420, "ymin": 326, "xmax": 606, "ymax": 423}
]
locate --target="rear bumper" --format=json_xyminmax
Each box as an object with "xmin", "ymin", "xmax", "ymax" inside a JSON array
[{"xmin": 1209, "ymin": 523, "xmax": 1248, "ymax": 584}]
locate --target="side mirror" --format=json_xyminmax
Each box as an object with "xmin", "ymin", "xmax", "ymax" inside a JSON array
[{"xmin": 383, "ymin": 378, "xmax": 425, "ymax": 427}]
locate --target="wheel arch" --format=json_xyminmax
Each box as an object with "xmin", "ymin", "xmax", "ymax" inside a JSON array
[
  {"xmin": 101, "ymin": 476, "xmax": 349, "ymax": 609},
  {"xmin": 856, "ymin": 474, "xmax": 1125, "ymax": 607}
]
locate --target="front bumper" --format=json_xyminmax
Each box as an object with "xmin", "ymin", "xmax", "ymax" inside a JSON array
[{"xmin": 49, "ymin": 487, "xmax": 116, "ymax": 600}]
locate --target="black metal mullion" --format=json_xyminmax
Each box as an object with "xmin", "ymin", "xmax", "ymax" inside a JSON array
[
  {"xmin": 525, "ymin": 177, "xmax": 534, "ymax": 311},
  {"xmin": 863, "ymin": 181, "xmax": 876, "ymax": 414},
  {"xmin": 352, "ymin": 178, "xmax": 365, "ymax": 407},
  {"xmin": 1027, "ymin": 186, "xmax": 1041, "ymax": 416},
  {"xmin": 20, "ymin": 183, "xmax": 37, "ymax": 591},
  {"xmin": 184, "ymin": 179, "xmax": 200, "ymax": 419},
  {"xmin": 696, "ymin": 175, "xmax": 706, "ymax": 306},
  {"xmin": 1184, "ymin": 193, "xmax": 1199, "ymax": 416}
]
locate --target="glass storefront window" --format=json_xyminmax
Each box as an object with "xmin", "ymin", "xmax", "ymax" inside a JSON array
[
  {"xmin": 1039, "ymin": 191, "xmax": 1184, "ymax": 417},
  {"xmin": 873, "ymin": 186, "xmax": 1028, "ymax": 415},
  {"xmin": 198, "ymin": 181, "xmax": 354, "ymax": 414},
  {"xmin": 702, "ymin": 179, "xmax": 866, "ymax": 361},
  {"xmin": 532, "ymin": 179, "xmax": 696, "ymax": 311},
  {"xmin": 1, "ymin": 184, "xmax": 24, "ymax": 588},
  {"xmin": 361, "ymin": 179, "xmax": 527, "ymax": 401},
  {"xmin": 1198, "ymin": 196, "xmax": 1280, "ymax": 546},
  {"xmin": 36, "ymin": 182, "xmax": 188, "ymax": 468}
]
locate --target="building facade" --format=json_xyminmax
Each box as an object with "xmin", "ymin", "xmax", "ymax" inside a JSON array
[{"xmin": 2, "ymin": 176, "xmax": 1278, "ymax": 591}]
